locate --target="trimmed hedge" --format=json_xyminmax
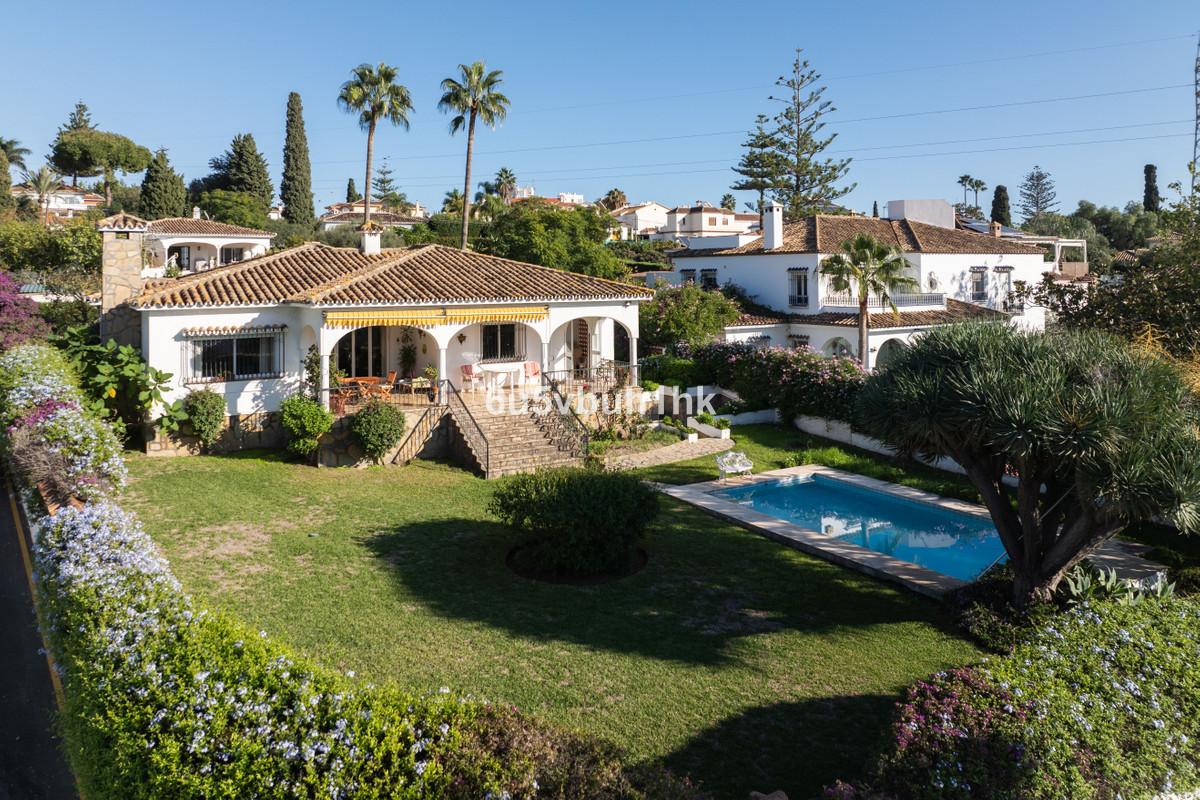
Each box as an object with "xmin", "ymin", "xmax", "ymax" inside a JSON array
[
  {"xmin": 281, "ymin": 394, "xmax": 333, "ymax": 459},
  {"xmin": 1, "ymin": 347, "xmax": 706, "ymax": 799},
  {"xmin": 350, "ymin": 401, "xmax": 406, "ymax": 463},
  {"xmin": 183, "ymin": 389, "xmax": 227, "ymax": 449},
  {"xmin": 828, "ymin": 599, "xmax": 1200, "ymax": 799},
  {"xmin": 489, "ymin": 467, "xmax": 659, "ymax": 575}
]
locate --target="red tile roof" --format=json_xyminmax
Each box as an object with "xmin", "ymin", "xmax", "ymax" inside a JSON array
[
  {"xmin": 321, "ymin": 211, "xmax": 423, "ymax": 225},
  {"xmin": 134, "ymin": 243, "xmax": 651, "ymax": 308},
  {"xmin": 145, "ymin": 218, "xmax": 274, "ymax": 237},
  {"xmin": 675, "ymin": 215, "xmax": 1045, "ymax": 257}
]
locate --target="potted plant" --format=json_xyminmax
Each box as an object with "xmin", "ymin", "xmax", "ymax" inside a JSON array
[{"xmin": 422, "ymin": 364, "xmax": 438, "ymax": 400}]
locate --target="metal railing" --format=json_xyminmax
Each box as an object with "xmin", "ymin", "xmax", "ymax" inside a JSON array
[
  {"xmin": 822, "ymin": 291, "xmax": 945, "ymax": 309},
  {"xmin": 788, "ymin": 294, "xmax": 809, "ymax": 307},
  {"xmin": 543, "ymin": 362, "xmax": 639, "ymax": 395},
  {"xmin": 441, "ymin": 379, "xmax": 489, "ymax": 475},
  {"xmin": 537, "ymin": 371, "xmax": 590, "ymax": 458}
]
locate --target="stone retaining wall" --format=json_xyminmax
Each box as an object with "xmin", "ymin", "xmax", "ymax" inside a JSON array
[{"xmin": 144, "ymin": 412, "xmax": 285, "ymax": 457}]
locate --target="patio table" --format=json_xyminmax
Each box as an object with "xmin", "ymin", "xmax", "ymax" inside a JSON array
[{"xmin": 479, "ymin": 361, "xmax": 526, "ymax": 391}]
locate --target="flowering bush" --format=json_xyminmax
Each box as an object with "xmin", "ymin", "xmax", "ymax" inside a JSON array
[
  {"xmin": 1, "ymin": 344, "xmax": 125, "ymax": 500},
  {"xmin": 0, "ymin": 269, "xmax": 50, "ymax": 350},
  {"xmin": 5, "ymin": 347, "xmax": 705, "ymax": 799},
  {"xmin": 829, "ymin": 599, "xmax": 1200, "ymax": 799},
  {"xmin": 685, "ymin": 341, "xmax": 866, "ymax": 422}
]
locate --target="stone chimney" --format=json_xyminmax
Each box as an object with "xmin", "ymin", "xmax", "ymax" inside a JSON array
[
  {"xmin": 358, "ymin": 223, "xmax": 382, "ymax": 256},
  {"xmin": 989, "ymin": 220, "xmax": 1003, "ymax": 238},
  {"xmin": 97, "ymin": 213, "xmax": 149, "ymax": 348},
  {"xmin": 763, "ymin": 202, "xmax": 784, "ymax": 250}
]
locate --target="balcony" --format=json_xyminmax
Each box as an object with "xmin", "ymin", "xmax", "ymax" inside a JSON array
[
  {"xmin": 822, "ymin": 292, "xmax": 945, "ymax": 310},
  {"xmin": 1058, "ymin": 261, "xmax": 1089, "ymax": 279}
]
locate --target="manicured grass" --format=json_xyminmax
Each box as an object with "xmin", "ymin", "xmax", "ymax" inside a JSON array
[{"xmin": 124, "ymin": 450, "xmax": 981, "ymax": 798}]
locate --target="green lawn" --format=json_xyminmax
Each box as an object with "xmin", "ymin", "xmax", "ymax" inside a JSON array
[{"xmin": 124, "ymin": 432, "xmax": 982, "ymax": 798}]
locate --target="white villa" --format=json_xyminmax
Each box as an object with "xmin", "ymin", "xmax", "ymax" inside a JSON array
[
  {"xmin": 97, "ymin": 214, "xmax": 647, "ymax": 422},
  {"xmin": 664, "ymin": 201, "xmax": 1061, "ymax": 369},
  {"xmin": 317, "ymin": 200, "xmax": 426, "ymax": 231},
  {"xmin": 651, "ymin": 202, "xmax": 759, "ymax": 244},
  {"xmin": 610, "ymin": 201, "xmax": 671, "ymax": 240},
  {"xmin": 11, "ymin": 183, "xmax": 103, "ymax": 219},
  {"xmin": 140, "ymin": 213, "xmax": 276, "ymax": 274}
]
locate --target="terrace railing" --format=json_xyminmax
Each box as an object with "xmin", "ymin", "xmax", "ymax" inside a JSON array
[
  {"xmin": 542, "ymin": 361, "xmax": 639, "ymax": 395},
  {"xmin": 822, "ymin": 292, "xmax": 945, "ymax": 309},
  {"xmin": 535, "ymin": 371, "xmax": 589, "ymax": 458}
]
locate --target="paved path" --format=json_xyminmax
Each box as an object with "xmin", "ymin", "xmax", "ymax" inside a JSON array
[
  {"xmin": 0, "ymin": 482, "xmax": 76, "ymax": 800},
  {"xmin": 606, "ymin": 437, "xmax": 734, "ymax": 471}
]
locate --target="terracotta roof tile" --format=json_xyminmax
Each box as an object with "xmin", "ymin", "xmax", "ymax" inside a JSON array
[
  {"xmin": 320, "ymin": 211, "xmax": 423, "ymax": 224},
  {"xmin": 134, "ymin": 243, "xmax": 651, "ymax": 308},
  {"xmin": 675, "ymin": 215, "xmax": 1044, "ymax": 257},
  {"xmin": 145, "ymin": 217, "xmax": 274, "ymax": 237}
]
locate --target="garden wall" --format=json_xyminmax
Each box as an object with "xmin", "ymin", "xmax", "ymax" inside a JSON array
[
  {"xmin": 793, "ymin": 414, "xmax": 988, "ymax": 480},
  {"xmin": 144, "ymin": 411, "xmax": 285, "ymax": 456}
]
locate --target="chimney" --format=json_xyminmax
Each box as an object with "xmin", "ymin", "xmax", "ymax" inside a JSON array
[
  {"xmin": 989, "ymin": 220, "xmax": 1002, "ymax": 238},
  {"xmin": 763, "ymin": 202, "xmax": 784, "ymax": 250},
  {"xmin": 192, "ymin": 206, "xmax": 201, "ymax": 219},
  {"xmin": 97, "ymin": 213, "xmax": 149, "ymax": 348},
  {"xmin": 358, "ymin": 224, "xmax": 382, "ymax": 255}
]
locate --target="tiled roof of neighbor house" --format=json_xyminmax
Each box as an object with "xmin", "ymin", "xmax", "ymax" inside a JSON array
[
  {"xmin": 729, "ymin": 298, "xmax": 1007, "ymax": 329},
  {"xmin": 321, "ymin": 211, "xmax": 423, "ymax": 224},
  {"xmin": 12, "ymin": 183, "xmax": 104, "ymax": 202},
  {"xmin": 674, "ymin": 215, "xmax": 1046, "ymax": 257},
  {"xmin": 97, "ymin": 212, "xmax": 150, "ymax": 231},
  {"xmin": 133, "ymin": 242, "xmax": 652, "ymax": 308},
  {"xmin": 145, "ymin": 218, "xmax": 275, "ymax": 237}
]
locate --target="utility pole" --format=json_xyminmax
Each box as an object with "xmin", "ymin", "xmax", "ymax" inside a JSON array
[{"xmin": 1194, "ymin": 31, "xmax": 1199, "ymax": 176}]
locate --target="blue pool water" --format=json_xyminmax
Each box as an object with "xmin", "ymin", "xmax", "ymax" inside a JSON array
[{"xmin": 715, "ymin": 475, "xmax": 1006, "ymax": 581}]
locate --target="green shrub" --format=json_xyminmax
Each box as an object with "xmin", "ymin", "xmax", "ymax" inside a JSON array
[
  {"xmin": 489, "ymin": 468, "xmax": 659, "ymax": 575},
  {"xmin": 183, "ymin": 389, "xmax": 226, "ymax": 449},
  {"xmin": 1174, "ymin": 566, "xmax": 1200, "ymax": 596},
  {"xmin": 280, "ymin": 394, "xmax": 333, "ymax": 459},
  {"xmin": 350, "ymin": 401, "xmax": 406, "ymax": 463},
  {"xmin": 693, "ymin": 411, "xmax": 729, "ymax": 429}
]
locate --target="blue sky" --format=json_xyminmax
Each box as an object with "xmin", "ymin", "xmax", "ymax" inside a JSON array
[{"xmin": 3, "ymin": 0, "xmax": 1196, "ymax": 216}]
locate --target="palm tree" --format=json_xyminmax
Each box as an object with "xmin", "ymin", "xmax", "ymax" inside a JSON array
[
  {"xmin": 720, "ymin": 193, "xmax": 737, "ymax": 211},
  {"xmin": 438, "ymin": 61, "xmax": 510, "ymax": 249},
  {"xmin": 0, "ymin": 137, "xmax": 30, "ymax": 171},
  {"xmin": 970, "ymin": 178, "xmax": 988, "ymax": 208},
  {"xmin": 957, "ymin": 174, "xmax": 973, "ymax": 207},
  {"xmin": 21, "ymin": 166, "xmax": 60, "ymax": 225},
  {"xmin": 337, "ymin": 63, "xmax": 414, "ymax": 229},
  {"xmin": 442, "ymin": 189, "xmax": 464, "ymax": 215},
  {"xmin": 494, "ymin": 167, "xmax": 517, "ymax": 204},
  {"xmin": 598, "ymin": 188, "xmax": 627, "ymax": 211},
  {"xmin": 819, "ymin": 233, "xmax": 919, "ymax": 369}
]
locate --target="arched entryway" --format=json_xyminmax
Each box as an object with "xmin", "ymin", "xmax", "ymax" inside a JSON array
[
  {"xmin": 823, "ymin": 337, "xmax": 854, "ymax": 359},
  {"xmin": 875, "ymin": 338, "xmax": 907, "ymax": 369}
]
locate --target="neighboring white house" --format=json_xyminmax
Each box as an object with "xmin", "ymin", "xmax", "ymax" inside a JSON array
[
  {"xmin": 11, "ymin": 183, "xmax": 103, "ymax": 219},
  {"xmin": 96, "ymin": 214, "xmax": 648, "ymax": 418},
  {"xmin": 610, "ymin": 201, "xmax": 671, "ymax": 240},
  {"xmin": 665, "ymin": 202, "xmax": 1054, "ymax": 369},
  {"xmin": 318, "ymin": 211, "xmax": 424, "ymax": 232},
  {"xmin": 139, "ymin": 213, "xmax": 276, "ymax": 275},
  {"xmin": 955, "ymin": 215, "xmax": 1090, "ymax": 281},
  {"xmin": 651, "ymin": 202, "xmax": 758, "ymax": 243}
]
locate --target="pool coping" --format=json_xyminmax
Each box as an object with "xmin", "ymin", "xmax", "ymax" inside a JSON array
[{"xmin": 661, "ymin": 466, "xmax": 989, "ymax": 599}]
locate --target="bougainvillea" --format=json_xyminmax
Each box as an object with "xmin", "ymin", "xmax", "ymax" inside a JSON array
[{"xmin": 0, "ymin": 269, "xmax": 50, "ymax": 351}]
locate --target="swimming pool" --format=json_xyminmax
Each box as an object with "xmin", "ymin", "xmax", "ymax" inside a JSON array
[{"xmin": 715, "ymin": 474, "xmax": 1006, "ymax": 581}]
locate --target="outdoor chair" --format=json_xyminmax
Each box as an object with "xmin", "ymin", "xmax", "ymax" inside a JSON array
[
  {"xmin": 461, "ymin": 363, "xmax": 485, "ymax": 392},
  {"xmin": 367, "ymin": 371, "xmax": 398, "ymax": 400},
  {"xmin": 716, "ymin": 451, "xmax": 754, "ymax": 480},
  {"xmin": 523, "ymin": 360, "xmax": 542, "ymax": 387}
]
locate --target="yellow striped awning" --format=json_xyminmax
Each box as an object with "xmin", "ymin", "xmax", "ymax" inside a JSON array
[{"xmin": 323, "ymin": 306, "xmax": 549, "ymax": 329}]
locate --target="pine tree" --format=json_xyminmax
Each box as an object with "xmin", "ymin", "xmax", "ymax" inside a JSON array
[
  {"xmin": 0, "ymin": 150, "xmax": 13, "ymax": 215},
  {"xmin": 768, "ymin": 49, "xmax": 854, "ymax": 218},
  {"xmin": 991, "ymin": 184, "xmax": 1012, "ymax": 226},
  {"xmin": 280, "ymin": 92, "xmax": 314, "ymax": 226},
  {"xmin": 1143, "ymin": 164, "xmax": 1161, "ymax": 212},
  {"xmin": 199, "ymin": 134, "xmax": 273, "ymax": 210},
  {"xmin": 346, "ymin": 178, "xmax": 361, "ymax": 203},
  {"xmin": 730, "ymin": 114, "xmax": 788, "ymax": 226},
  {"xmin": 1017, "ymin": 166, "xmax": 1058, "ymax": 223},
  {"xmin": 139, "ymin": 149, "xmax": 186, "ymax": 219},
  {"xmin": 59, "ymin": 100, "xmax": 93, "ymax": 134}
]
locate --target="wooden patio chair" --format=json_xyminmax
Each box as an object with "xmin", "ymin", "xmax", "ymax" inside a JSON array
[{"xmin": 367, "ymin": 371, "xmax": 397, "ymax": 400}]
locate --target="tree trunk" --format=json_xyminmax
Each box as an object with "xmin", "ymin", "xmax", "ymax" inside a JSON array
[
  {"xmin": 1011, "ymin": 568, "xmax": 1057, "ymax": 609},
  {"xmin": 857, "ymin": 297, "xmax": 869, "ymax": 368},
  {"xmin": 363, "ymin": 120, "xmax": 376, "ymax": 229},
  {"xmin": 460, "ymin": 110, "xmax": 477, "ymax": 250},
  {"xmin": 104, "ymin": 168, "xmax": 113, "ymax": 208}
]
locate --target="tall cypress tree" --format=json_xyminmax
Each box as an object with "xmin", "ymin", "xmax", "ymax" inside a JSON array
[
  {"xmin": 346, "ymin": 178, "xmax": 361, "ymax": 203},
  {"xmin": 0, "ymin": 150, "xmax": 14, "ymax": 215},
  {"xmin": 139, "ymin": 149, "xmax": 186, "ymax": 219},
  {"xmin": 990, "ymin": 184, "xmax": 1012, "ymax": 226},
  {"xmin": 1143, "ymin": 164, "xmax": 1161, "ymax": 212},
  {"xmin": 280, "ymin": 92, "xmax": 314, "ymax": 225},
  {"xmin": 198, "ymin": 133, "xmax": 273, "ymax": 210},
  {"xmin": 872, "ymin": 200, "xmax": 879, "ymax": 218}
]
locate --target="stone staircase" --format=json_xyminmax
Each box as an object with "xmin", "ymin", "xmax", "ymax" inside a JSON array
[{"xmin": 449, "ymin": 391, "xmax": 584, "ymax": 478}]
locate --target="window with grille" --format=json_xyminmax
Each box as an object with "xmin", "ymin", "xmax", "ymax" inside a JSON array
[
  {"xmin": 186, "ymin": 330, "xmax": 283, "ymax": 383},
  {"xmin": 700, "ymin": 269, "xmax": 719, "ymax": 289},
  {"xmin": 788, "ymin": 268, "xmax": 809, "ymax": 307},
  {"xmin": 481, "ymin": 323, "xmax": 525, "ymax": 361},
  {"xmin": 679, "ymin": 269, "xmax": 696, "ymax": 284}
]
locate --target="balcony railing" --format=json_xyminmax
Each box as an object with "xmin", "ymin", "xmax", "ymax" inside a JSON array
[
  {"xmin": 788, "ymin": 294, "xmax": 809, "ymax": 307},
  {"xmin": 822, "ymin": 292, "xmax": 945, "ymax": 309}
]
